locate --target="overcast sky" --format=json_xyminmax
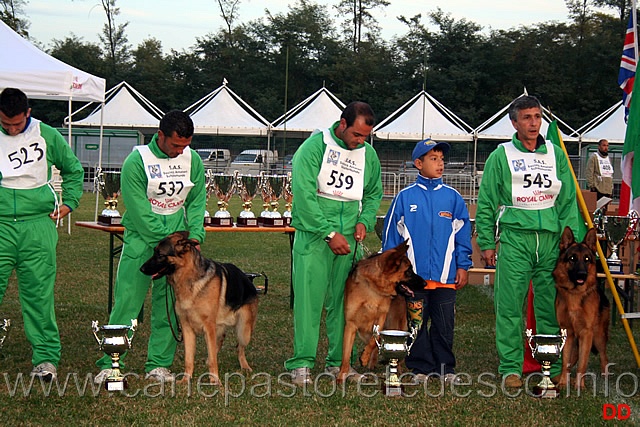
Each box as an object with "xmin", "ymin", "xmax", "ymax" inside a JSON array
[{"xmin": 24, "ymin": 0, "xmax": 577, "ymax": 52}]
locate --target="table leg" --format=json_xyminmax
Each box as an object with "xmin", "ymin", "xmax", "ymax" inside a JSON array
[
  {"xmin": 108, "ymin": 233, "xmax": 124, "ymax": 314},
  {"xmin": 289, "ymin": 231, "xmax": 294, "ymax": 309}
]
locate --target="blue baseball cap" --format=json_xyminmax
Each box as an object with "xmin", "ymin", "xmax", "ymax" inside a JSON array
[{"xmin": 411, "ymin": 138, "xmax": 450, "ymax": 161}]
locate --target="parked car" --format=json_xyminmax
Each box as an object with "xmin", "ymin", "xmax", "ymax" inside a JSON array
[
  {"xmin": 226, "ymin": 149, "xmax": 278, "ymax": 175},
  {"xmin": 273, "ymin": 153, "xmax": 294, "ymax": 174}
]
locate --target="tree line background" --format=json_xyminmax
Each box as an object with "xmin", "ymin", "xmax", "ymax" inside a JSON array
[{"xmin": 0, "ymin": 0, "xmax": 634, "ymax": 147}]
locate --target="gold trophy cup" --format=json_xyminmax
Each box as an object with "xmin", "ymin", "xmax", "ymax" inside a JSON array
[
  {"xmin": 210, "ymin": 173, "xmax": 236, "ymax": 227},
  {"xmin": 236, "ymin": 174, "xmax": 260, "ymax": 227},
  {"xmin": 95, "ymin": 168, "xmax": 122, "ymax": 226},
  {"xmin": 282, "ymin": 172, "xmax": 293, "ymax": 226}
]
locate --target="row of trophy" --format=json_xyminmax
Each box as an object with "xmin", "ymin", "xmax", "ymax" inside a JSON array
[
  {"xmin": 204, "ymin": 170, "xmax": 293, "ymax": 227},
  {"xmin": 593, "ymin": 208, "xmax": 639, "ymax": 273}
]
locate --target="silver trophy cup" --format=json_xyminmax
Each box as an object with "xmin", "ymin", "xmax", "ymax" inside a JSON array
[
  {"xmin": 203, "ymin": 169, "xmax": 216, "ymax": 225},
  {"xmin": 267, "ymin": 175, "xmax": 285, "ymax": 218},
  {"xmin": 526, "ymin": 329, "xmax": 567, "ymax": 398},
  {"xmin": 373, "ymin": 324, "xmax": 418, "ymax": 397},
  {"xmin": 236, "ymin": 174, "xmax": 260, "ymax": 227},
  {"xmin": 603, "ymin": 215, "xmax": 634, "ymax": 273},
  {"xmin": 210, "ymin": 173, "xmax": 236, "ymax": 226},
  {"xmin": 92, "ymin": 320, "xmax": 137, "ymax": 391},
  {"xmin": 95, "ymin": 169, "xmax": 122, "ymax": 225},
  {"xmin": 0, "ymin": 319, "xmax": 10, "ymax": 351}
]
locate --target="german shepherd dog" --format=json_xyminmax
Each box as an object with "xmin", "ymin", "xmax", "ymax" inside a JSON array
[
  {"xmin": 553, "ymin": 226, "xmax": 610, "ymax": 390},
  {"xmin": 337, "ymin": 240, "xmax": 425, "ymax": 383},
  {"xmin": 140, "ymin": 231, "xmax": 258, "ymax": 384}
]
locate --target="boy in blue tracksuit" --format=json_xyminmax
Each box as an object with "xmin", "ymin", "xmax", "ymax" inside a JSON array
[{"xmin": 381, "ymin": 139, "xmax": 472, "ymax": 384}]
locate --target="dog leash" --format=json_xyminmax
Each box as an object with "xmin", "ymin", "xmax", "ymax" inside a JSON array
[{"xmin": 165, "ymin": 285, "xmax": 183, "ymax": 342}]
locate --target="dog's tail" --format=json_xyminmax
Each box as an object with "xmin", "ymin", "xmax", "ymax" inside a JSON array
[{"xmin": 220, "ymin": 263, "xmax": 258, "ymax": 310}]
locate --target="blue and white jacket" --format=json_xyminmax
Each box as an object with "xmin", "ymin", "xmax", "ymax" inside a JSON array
[{"xmin": 381, "ymin": 174, "xmax": 472, "ymax": 285}]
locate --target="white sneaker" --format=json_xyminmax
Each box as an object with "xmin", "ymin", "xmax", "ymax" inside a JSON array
[
  {"xmin": 145, "ymin": 367, "xmax": 175, "ymax": 382},
  {"xmin": 325, "ymin": 365, "xmax": 364, "ymax": 382},
  {"xmin": 31, "ymin": 362, "xmax": 57, "ymax": 382},
  {"xmin": 409, "ymin": 373, "xmax": 430, "ymax": 385},
  {"xmin": 93, "ymin": 368, "xmax": 114, "ymax": 384},
  {"xmin": 290, "ymin": 367, "xmax": 311, "ymax": 385}
]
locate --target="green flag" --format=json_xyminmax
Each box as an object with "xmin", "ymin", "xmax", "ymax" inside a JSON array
[{"xmin": 546, "ymin": 120, "xmax": 588, "ymax": 241}]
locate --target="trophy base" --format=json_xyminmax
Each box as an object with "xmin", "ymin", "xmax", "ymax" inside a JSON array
[
  {"xmin": 532, "ymin": 385, "xmax": 559, "ymax": 399},
  {"xmin": 606, "ymin": 260, "xmax": 623, "ymax": 274},
  {"xmin": 208, "ymin": 217, "xmax": 233, "ymax": 227},
  {"xmin": 98, "ymin": 215, "xmax": 122, "ymax": 226},
  {"xmin": 382, "ymin": 381, "xmax": 405, "ymax": 397},
  {"xmin": 260, "ymin": 217, "xmax": 285, "ymax": 227},
  {"xmin": 284, "ymin": 216, "xmax": 292, "ymax": 226},
  {"xmin": 237, "ymin": 217, "xmax": 259, "ymax": 227},
  {"xmin": 105, "ymin": 378, "xmax": 127, "ymax": 391}
]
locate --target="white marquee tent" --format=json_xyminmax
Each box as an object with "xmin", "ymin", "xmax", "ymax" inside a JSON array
[
  {"xmin": 0, "ymin": 20, "xmax": 104, "ymax": 103},
  {"xmin": 576, "ymin": 101, "xmax": 626, "ymax": 144},
  {"xmin": 65, "ymin": 81, "xmax": 163, "ymax": 130},
  {"xmin": 373, "ymin": 90, "xmax": 474, "ymax": 142},
  {"xmin": 271, "ymin": 87, "xmax": 346, "ymax": 138},
  {"xmin": 185, "ymin": 81, "xmax": 270, "ymax": 137},
  {"xmin": 474, "ymin": 92, "xmax": 579, "ymax": 142}
]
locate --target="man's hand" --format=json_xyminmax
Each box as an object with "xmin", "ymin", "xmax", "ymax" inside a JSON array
[
  {"xmin": 482, "ymin": 249, "xmax": 496, "ymax": 267},
  {"xmin": 353, "ymin": 222, "xmax": 366, "ymax": 242},
  {"xmin": 50, "ymin": 204, "xmax": 72, "ymax": 221},
  {"xmin": 327, "ymin": 232, "xmax": 351, "ymax": 255}
]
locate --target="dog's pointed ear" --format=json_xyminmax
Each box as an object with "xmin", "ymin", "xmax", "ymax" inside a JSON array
[
  {"xmin": 559, "ymin": 226, "xmax": 575, "ymax": 252},
  {"xmin": 395, "ymin": 239, "xmax": 410, "ymax": 256},
  {"xmin": 177, "ymin": 230, "xmax": 190, "ymax": 239},
  {"xmin": 583, "ymin": 227, "xmax": 598, "ymax": 253}
]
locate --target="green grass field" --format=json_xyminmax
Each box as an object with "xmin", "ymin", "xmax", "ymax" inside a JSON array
[{"xmin": 0, "ymin": 193, "xmax": 638, "ymax": 426}]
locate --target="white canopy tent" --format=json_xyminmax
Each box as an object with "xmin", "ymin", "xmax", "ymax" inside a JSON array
[
  {"xmin": 186, "ymin": 81, "xmax": 270, "ymax": 136},
  {"xmin": 474, "ymin": 92, "xmax": 579, "ymax": 142},
  {"xmin": 576, "ymin": 101, "xmax": 625, "ymax": 144},
  {"xmin": 0, "ymin": 20, "xmax": 106, "ymax": 228},
  {"xmin": 65, "ymin": 81, "xmax": 164, "ymax": 130},
  {"xmin": 271, "ymin": 87, "xmax": 346, "ymax": 139},
  {"xmin": 373, "ymin": 90, "xmax": 474, "ymax": 143}
]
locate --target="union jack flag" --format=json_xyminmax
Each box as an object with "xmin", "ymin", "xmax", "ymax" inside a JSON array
[{"xmin": 619, "ymin": 11, "xmax": 637, "ymax": 122}]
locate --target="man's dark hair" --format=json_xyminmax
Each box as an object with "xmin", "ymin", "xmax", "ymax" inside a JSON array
[
  {"xmin": 341, "ymin": 101, "xmax": 375, "ymax": 128},
  {"xmin": 508, "ymin": 95, "xmax": 541, "ymax": 121},
  {"xmin": 0, "ymin": 88, "xmax": 29, "ymax": 117},
  {"xmin": 159, "ymin": 110, "xmax": 194, "ymax": 138}
]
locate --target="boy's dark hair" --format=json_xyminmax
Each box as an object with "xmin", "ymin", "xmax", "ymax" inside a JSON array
[
  {"xmin": 508, "ymin": 95, "xmax": 541, "ymax": 121},
  {"xmin": 0, "ymin": 88, "xmax": 29, "ymax": 117},
  {"xmin": 341, "ymin": 101, "xmax": 375, "ymax": 128},
  {"xmin": 159, "ymin": 110, "xmax": 194, "ymax": 138}
]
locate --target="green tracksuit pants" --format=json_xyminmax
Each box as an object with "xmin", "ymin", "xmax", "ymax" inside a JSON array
[
  {"xmin": 0, "ymin": 217, "xmax": 60, "ymax": 366},
  {"xmin": 494, "ymin": 228, "xmax": 562, "ymax": 377},
  {"xmin": 96, "ymin": 231, "xmax": 179, "ymax": 373},
  {"xmin": 284, "ymin": 230, "xmax": 358, "ymax": 370}
]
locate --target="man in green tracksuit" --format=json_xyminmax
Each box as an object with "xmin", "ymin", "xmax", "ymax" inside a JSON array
[
  {"xmin": 94, "ymin": 110, "xmax": 206, "ymax": 384},
  {"xmin": 284, "ymin": 101, "xmax": 383, "ymax": 385},
  {"xmin": 0, "ymin": 88, "xmax": 84, "ymax": 381},
  {"xmin": 476, "ymin": 96, "xmax": 580, "ymax": 389}
]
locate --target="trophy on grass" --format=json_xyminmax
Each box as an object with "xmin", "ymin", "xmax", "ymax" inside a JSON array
[
  {"xmin": 203, "ymin": 169, "xmax": 216, "ymax": 225},
  {"xmin": 526, "ymin": 329, "xmax": 567, "ymax": 398},
  {"xmin": 282, "ymin": 172, "xmax": 293, "ymax": 226},
  {"xmin": 236, "ymin": 173, "xmax": 260, "ymax": 227},
  {"xmin": 95, "ymin": 168, "xmax": 122, "ymax": 226},
  {"xmin": 92, "ymin": 319, "xmax": 137, "ymax": 391},
  {"xmin": 602, "ymin": 212, "xmax": 638, "ymax": 273},
  {"xmin": 0, "ymin": 319, "xmax": 11, "ymax": 351},
  {"xmin": 210, "ymin": 173, "xmax": 236, "ymax": 227},
  {"xmin": 373, "ymin": 298, "xmax": 420, "ymax": 398}
]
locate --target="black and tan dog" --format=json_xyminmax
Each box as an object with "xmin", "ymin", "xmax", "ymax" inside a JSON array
[
  {"xmin": 337, "ymin": 240, "xmax": 425, "ymax": 383},
  {"xmin": 140, "ymin": 231, "xmax": 258, "ymax": 384},
  {"xmin": 553, "ymin": 226, "xmax": 610, "ymax": 390}
]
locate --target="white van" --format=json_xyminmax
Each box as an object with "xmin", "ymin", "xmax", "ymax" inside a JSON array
[{"xmin": 226, "ymin": 149, "xmax": 277, "ymax": 175}]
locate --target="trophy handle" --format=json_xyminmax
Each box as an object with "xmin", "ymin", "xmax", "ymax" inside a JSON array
[
  {"xmin": 372, "ymin": 324, "xmax": 381, "ymax": 348},
  {"xmin": 525, "ymin": 328, "xmax": 535, "ymax": 353},
  {"xmin": 559, "ymin": 328, "xmax": 567, "ymax": 352},
  {"xmin": 407, "ymin": 325, "xmax": 419, "ymax": 354},
  {"xmin": 91, "ymin": 320, "xmax": 102, "ymax": 346},
  {"xmin": 126, "ymin": 319, "xmax": 138, "ymax": 347}
]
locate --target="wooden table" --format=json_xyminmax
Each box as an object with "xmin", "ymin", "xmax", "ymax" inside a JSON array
[{"xmin": 75, "ymin": 221, "xmax": 296, "ymax": 313}]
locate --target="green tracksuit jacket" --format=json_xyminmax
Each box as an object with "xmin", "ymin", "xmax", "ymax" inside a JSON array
[
  {"xmin": 284, "ymin": 122, "xmax": 382, "ymax": 370},
  {"xmin": 476, "ymin": 134, "xmax": 580, "ymax": 377},
  {"xmin": 0, "ymin": 118, "xmax": 83, "ymax": 367},
  {"xmin": 97, "ymin": 135, "xmax": 206, "ymax": 372}
]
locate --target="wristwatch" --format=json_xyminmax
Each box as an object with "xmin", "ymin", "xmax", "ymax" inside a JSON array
[{"xmin": 324, "ymin": 231, "xmax": 336, "ymax": 243}]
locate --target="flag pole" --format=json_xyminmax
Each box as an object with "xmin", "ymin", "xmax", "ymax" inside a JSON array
[{"xmin": 554, "ymin": 125, "xmax": 640, "ymax": 368}]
